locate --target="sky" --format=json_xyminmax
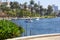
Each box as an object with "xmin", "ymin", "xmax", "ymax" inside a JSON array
[{"xmin": 2, "ymin": 0, "xmax": 60, "ymax": 10}]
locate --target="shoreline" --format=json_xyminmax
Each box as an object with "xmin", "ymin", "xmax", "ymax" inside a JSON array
[
  {"xmin": 0, "ymin": 16, "xmax": 57, "ymax": 20},
  {"xmin": 0, "ymin": 17, "xmax": 39, "ymax": 20}
]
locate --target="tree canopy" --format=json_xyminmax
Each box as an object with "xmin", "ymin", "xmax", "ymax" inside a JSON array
[{"xmin": 0, "ymin": 20, "xmax": 24, "ymax": 40}]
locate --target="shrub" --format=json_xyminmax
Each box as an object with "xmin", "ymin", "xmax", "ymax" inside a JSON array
[{"xmin": 0, "ymin": 20, "xmax": 24, "ymax": 40}]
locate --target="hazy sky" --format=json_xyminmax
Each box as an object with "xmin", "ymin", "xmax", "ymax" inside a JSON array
[{"xmin": 2, "ymin": 0, "xmax": 60, "ymax": 10}]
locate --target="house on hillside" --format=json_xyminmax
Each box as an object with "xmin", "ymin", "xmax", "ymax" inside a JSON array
[{"xmin": 0, "ymin": 12, "xmax": 7, "ymax": 17}]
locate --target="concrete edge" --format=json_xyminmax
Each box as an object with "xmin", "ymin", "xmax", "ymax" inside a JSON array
[{"xmin": 6, "ymin": 33, "xmax": 60, "ymax": 40}]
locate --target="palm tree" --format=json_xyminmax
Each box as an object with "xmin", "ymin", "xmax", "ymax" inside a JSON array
[
  {"xmin": 30, "ymin": 0, "xmax": 34, "ymax": 16},
  {"xmin": 24, "ymin": 2, "xmax": 27, "ymax": 11},
  {"xmin": 47, "ymin": 5, "xmax": 53, "ymax": 15},
  {"xmin": 43, "ymin": 8, "xmax": 47, "ymax": 16},
  {"xmin": 34, "ymin": 3, "xmax": 39, "ymax": 13},
  {"xmin": 30, "ymin": 0, "xmax": 34, "ymax": 5},
  {"xmin": 40, "ymin": 6, "xmax": 43, "ymax": 16}
]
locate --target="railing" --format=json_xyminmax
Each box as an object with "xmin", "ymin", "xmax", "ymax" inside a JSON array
[{"xmin": 7, "ymin": 33, "xmax": 60, "ymax": 40}]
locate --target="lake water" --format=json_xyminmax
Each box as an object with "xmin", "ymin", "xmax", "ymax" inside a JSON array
[{"xmin": 12, "ymin": 17, "xmax": 60, "ymax": 36}]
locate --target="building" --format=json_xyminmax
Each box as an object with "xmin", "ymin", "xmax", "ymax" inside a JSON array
[
  {"xmin": 0, "ymin": 0, "xmax": 10, "ymax": 7},
  {"xmin": 52, "ymin": 5, "xmax": 59, "ymax": 15},
  {"xmin": 6, "ymin": 0, "xmax": 10, "ymax": 7},
  {"xmin": 52, "ymin": 5, "xmax": 58, "ymax": 13},
  {"xmin": 0, "ymin": 12, "xmax": 7, "ymax": 17}
]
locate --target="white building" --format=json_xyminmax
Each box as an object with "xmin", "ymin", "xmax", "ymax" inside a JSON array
[
  {"xmin": 52, "ymin": 5, "xmax": 58, "ymax": 12},
  {"xmin": 52, "ymin": 5, "xmax": 59, "ymax": 15},
  {"xmin": 0, "ymin": 0, "xmax": 10, "ymax": 7}
]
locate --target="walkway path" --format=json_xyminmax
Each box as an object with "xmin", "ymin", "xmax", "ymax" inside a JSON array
[{"xmin": 7, "ymin": 33, "xmax": 60, "ymax": 40}]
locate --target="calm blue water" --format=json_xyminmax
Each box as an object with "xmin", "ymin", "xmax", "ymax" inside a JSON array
[{"xmin": 12, "ymin": 17, "xmax": 60, "ymax": 36}]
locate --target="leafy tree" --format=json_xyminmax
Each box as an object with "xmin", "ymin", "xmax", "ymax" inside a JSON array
[
  {"xmin": 34, "ymin": 3, "xmax": 38, "ymax": 7},
  {"xmin": 23, "ymin": 2, "xmax": 27, "ymax": 11},
  {"xmin": 43, "ymin": 8, "xmax": 47, "ymax": 16},
  {"xmin": 30, "ymin": 0, "xmax": 34, "ymax": 5},
  {"xmin": 10, "ymin": 2, "xmax": 20, "ymax": 9},
  {"xmin": 47, "ymin": 5, "xmax": 53, "ymax": 15},
  {"xmin": 34, "ymin": 3, "xmax": 38, "ymax": 13},
  {"xmin": 18, "ymin": 9, "xmax": 24, "ymax": 17},
  {"xmin": 40, "ymin": 6, "xmax": 43, "ymax": 16},
  {"xmin": 0, "ymin": 20, "xmax": 24, "ymax": 40},
  {"xmin": 0, "ymin": 0, "xmax": 55, "ymax": 17},
  {"xmin": 0, "ymin": 4, "xmax": 6, "ymax": 12},
  {"xmin": 6, "ymin": 10, "xmax": 16, "ymax": 17},
  {"xmin": 34, "ymin": 3, "xmax": 40, "ymax": 14},
  {"xmin": 30, "ymin": 0, "xmax": 34, "ymax": 14}
]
